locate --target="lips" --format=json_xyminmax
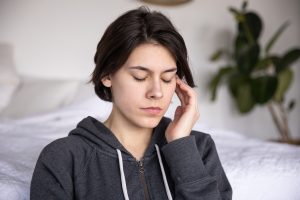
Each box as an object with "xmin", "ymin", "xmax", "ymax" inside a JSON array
[{"xmin": 141, "ymin": 107, "xmax": 162, "ymax": 115}]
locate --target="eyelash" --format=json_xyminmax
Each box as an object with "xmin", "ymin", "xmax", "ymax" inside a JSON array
[{"xmin": 133, "ymin": 77, "xmax": 172, "ymax": 83}]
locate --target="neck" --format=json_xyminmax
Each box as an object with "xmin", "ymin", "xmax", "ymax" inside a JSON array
[{"xmin": 103, "ymin": 108, "xmax": 153, "ymax": 160}]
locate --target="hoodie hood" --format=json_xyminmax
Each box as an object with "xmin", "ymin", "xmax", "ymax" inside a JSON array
[
  {"xmin": 69, "ymin": 116, "xmax": 174, "ymax": 200},
  {"xmin": 69, "ymin": 116, "xmax": 171, "ymax": 160}
]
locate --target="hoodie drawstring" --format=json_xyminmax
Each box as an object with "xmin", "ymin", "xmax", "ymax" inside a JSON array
[
  {"xmin": 116, "ymin": 144, "xmax": 173, "ymax": 200},
  {"xmin": 117, "ymin": 149, "xmax": 130, "ymax": 200},
  {"xmin": 154, "ymin": 144, "xmax": 173, "ymax": 200}
]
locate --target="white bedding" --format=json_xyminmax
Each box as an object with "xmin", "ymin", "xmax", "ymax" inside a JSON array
[{"xmin": 1, "ymin": 96, "xmax": 300, "ymax": 200}]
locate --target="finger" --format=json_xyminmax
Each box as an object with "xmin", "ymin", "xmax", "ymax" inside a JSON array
[
  {"xmin": 176, "ymin": 77, "xmax": 200, "ymax": 122},
  {"xmin": 175, "ymin": 76, "xmax": 186, "ymax": 106},
  {"xmin": 176, "ymin": 78, "xmax": 191, "ymax": 106},
  {"xmin": 175, "ymin": 84, "xmax": 186, "ymax": 107},
  {"xmin": 176, "ymin": 78, "xmax": 196, "ymax": 106}
]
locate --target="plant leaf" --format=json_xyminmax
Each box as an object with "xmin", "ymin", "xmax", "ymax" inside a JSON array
[
  {"xmin": 235, "ymin": 81, "xmax": 255, "ymax": 113},
  {"xmin": 265, "ymin": 21, "xmax": 289, "ymax": 54},
  {"xmin": 228, "ymin": 72, "xmax": 248, "ymax": 97},
  {"xmin": 288, "ymin": 99, "xmax": 296, "ymax": 112},
  {"xmin": 209, "ymin": 66, "xmax": 234, "ymax": 101},
  {"xmin": 251, "ymin": 76, "xmax": 278, "ymax": 104},
  {"xmin": 234, "ymin": 33, "xmax": 248, "ymax": 54},
  {"xmin": 210, "ymin": 49, "xmax": 224, "ymax": 62},
  {"xmin": 238, "ymin": 12, "xmax": 263, "ymax": 42},
  {"xmin": 229, "ymin": 7, "xmax": 239, "ymax": 15},
  {"xmin": 273, "ymin": 69, "xmax": 293, "ymax": 102},
  {"xmin": 242, "ymin": 1, "xmax": 248, "ymax": 11},
  {"xmin": 276, "ymin": 48, "xmax": 300, "ymax": 72},
  {"xmin": 236, "ymin": 42, "xmax": 260, "ymax": 74},
  {"xmin": 255, "ymin": 57, "xmax": 272, "ymax": 70},
  {"xmin": 270, "ymin": 55, "xmax": 281, "ymax": 71},
  {"xmin": 229, "ymin": 7, "xmax": 244, "ymax": 22},
  {"xmin": 227, "ymin": 73, "xmax": 254, "ymax": 113}
]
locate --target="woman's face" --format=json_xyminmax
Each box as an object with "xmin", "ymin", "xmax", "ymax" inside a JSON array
[{"xmin": 102, "ymin": 43, "xmax": 177, "ymax": 129}]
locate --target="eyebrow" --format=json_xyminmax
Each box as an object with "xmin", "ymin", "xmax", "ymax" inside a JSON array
[{"xmin": 128, "ymin": 66, "xmax": 177, "ymax": 73}]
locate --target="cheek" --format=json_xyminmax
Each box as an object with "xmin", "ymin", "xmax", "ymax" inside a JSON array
[
  {"xmin": 111, "ymin": 79, "xmax": 143, "ymax": 104},
  {"xmin": 164, "ymin": 83, "xmax": 176, "ymax": 100}
]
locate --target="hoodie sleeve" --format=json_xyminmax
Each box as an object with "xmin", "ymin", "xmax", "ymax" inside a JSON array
[
  {"xmin": 161, "ymin": 134, "xmax": 232, "ymax": 200},
  {"xmin": 30, "ymin": 139, "xmax": 74, "ymax": 200}
]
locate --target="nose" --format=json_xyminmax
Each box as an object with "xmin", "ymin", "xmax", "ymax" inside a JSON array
[{"xmin": 146, "ymin": 79, "xmax": 163, "ymax": 100}]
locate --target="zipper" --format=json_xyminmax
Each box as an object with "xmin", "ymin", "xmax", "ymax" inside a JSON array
[{"xmin": 137, "ymin": 160, "xmax": 151, "ymax": 200}]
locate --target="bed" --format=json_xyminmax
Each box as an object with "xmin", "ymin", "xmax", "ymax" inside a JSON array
[{"xmin": 1, "ymin": 94, "xmax": 300, "ymax": 200}]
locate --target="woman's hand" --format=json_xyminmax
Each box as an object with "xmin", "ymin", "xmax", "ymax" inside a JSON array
[{"xmin": 165, "ymin": 76, "xmax": 200, "ymax": 143}]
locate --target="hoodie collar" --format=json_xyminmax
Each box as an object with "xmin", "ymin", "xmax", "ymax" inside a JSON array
[{"xmin": 69, "ymin": 116, "xmax": 171, "ymax": 159}]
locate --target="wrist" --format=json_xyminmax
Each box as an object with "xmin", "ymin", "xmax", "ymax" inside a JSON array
[{"xmin": 166, "ymin": 131, "xmax": 190, "ymax": 143}]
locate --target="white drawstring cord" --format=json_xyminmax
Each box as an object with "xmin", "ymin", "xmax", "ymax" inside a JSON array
[
  {"xmin": 155, "ymin": 144, "xmax": 173, "ymax": 200},
  {"xmin": 117, "ymin": 149, "xmax": 130, "ymax": 200},
  {"xmin": 116, "ymin": 145, "xmax": 173, "ymax": 200}
]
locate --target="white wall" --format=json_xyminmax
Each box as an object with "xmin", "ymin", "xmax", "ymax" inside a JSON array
[{"xmin": 1, "ymin": 0, "xmax": 299, "ymax": 140}]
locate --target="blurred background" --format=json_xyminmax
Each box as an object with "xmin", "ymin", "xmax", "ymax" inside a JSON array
[{"xmin": 0, "ymin": 0, "xmax": 299, "ymax": 140}]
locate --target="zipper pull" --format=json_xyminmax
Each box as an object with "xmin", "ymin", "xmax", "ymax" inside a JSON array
[{"xmin": 137, "ymin": 160, "xmax": 144, "ymax": 173}]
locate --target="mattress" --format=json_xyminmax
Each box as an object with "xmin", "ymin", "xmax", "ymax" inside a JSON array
[{"xmin": 1, "ymin": 97, "xmax": 300, "ymax": 200}]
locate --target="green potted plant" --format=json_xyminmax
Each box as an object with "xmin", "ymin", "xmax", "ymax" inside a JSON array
[{"xmin": 209, "ymin": 1, "xmax": 300, "ymax": 144}]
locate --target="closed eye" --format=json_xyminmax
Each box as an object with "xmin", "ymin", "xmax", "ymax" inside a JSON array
[
  {"xmin": 162, "ymin": 75, "xmax": 176, "ymax": 84},
  {"xmin": 133, "ymin": 76, "xmax": 174, "ymax": 83},
  {"xmin": 162, "ymin": 79, "xmax": 172, "ymax": 83},
  {"xmin": 133, "ymin": 76, "xmax": 147, "ymax": 82}
]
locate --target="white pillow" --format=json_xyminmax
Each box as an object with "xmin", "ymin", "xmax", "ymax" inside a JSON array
[
  {"xmin": 0, "ymin": 76, "xmax": 80, "ymax": 119},
  {"xmin": 0, "ymin": 44, "xmax": 20, "ymax": 112},
  {"xmin": 69, "ymin": 80, "xmax": 95, "ymax": 104}
]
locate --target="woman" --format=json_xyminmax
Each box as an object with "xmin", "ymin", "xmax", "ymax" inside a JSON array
[{"xmin": 30, "ymin": 6, "xmax": 232, "ymax": 200}]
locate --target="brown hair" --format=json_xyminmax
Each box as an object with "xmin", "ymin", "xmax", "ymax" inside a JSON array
[{"xmin": 90, "ymin": 6, "xmax": 195, "ymax": 102}]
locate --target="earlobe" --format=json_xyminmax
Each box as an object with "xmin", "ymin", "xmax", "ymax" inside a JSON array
[{"xmin": 101, "ymin": 75, "xmax": 112, "ymax": 87}]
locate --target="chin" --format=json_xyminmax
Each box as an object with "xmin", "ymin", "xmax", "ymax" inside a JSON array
[{"xmin": 138, "ymin": 116, "xmax": 163, "ymax": 129}]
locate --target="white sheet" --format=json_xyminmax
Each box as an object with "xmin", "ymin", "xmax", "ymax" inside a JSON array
[{"xmin": 1, "ymin": 97, "xmax": 300, "ymax": 200}]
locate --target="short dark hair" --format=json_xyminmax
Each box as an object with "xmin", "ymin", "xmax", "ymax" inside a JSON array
[{"xmin": 90, "ymin": 6, "xmax": 195, "ymax": 102}]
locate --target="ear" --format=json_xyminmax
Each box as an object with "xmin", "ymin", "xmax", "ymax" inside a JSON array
[{"xmin": 101, "ymin": 75, "xmax": 112, "ymax": 87}]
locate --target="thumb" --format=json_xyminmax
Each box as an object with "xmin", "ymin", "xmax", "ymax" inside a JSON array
[{"xmin": 173, "ymin": 106, "xmax": 183, "ymax": 122}]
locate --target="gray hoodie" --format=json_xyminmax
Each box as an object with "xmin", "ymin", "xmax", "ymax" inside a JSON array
[{"xmin": 30, "ymin": 116, "xmax": 232, "ymax": 200}]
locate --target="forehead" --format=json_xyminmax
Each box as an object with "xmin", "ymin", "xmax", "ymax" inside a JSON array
[{"xmin": 123, "ymin": 43, "xmax": 177, "ymax": 72}]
